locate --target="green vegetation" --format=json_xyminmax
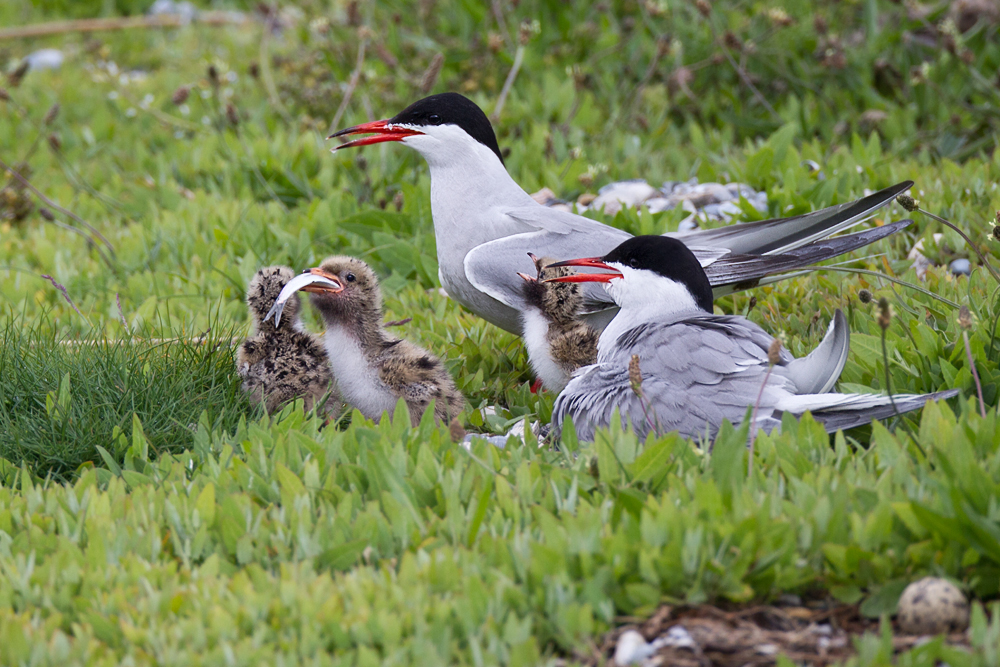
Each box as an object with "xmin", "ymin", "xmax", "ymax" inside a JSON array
[
  {"xmin": 1, "ymin": 0, "xmax": 999, "ymax": 663},
  {"xmin": 0, "ymin": 319, "xmax": 249, "ymax": 477}
]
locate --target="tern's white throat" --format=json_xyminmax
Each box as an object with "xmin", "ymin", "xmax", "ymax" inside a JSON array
[{"xmin": 598, "ymin": 264, "xmax": 703, "ymax": 351}]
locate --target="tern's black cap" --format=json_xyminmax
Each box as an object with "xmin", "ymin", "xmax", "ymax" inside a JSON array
[
  {"xmin": 603, "ymin": 236, "xmax": 714, "ymax": 312},
  {"xmin": 390, "ymin": 92, "xmax": 504, "ymax": 165}
]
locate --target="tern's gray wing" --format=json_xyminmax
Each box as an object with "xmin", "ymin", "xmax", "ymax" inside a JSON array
[
  {"xmin": 502, "ymin": 205, "xmax": 730, "ymax": 262},
  {"xmin": 774, "ymin": 389, "xmax": 959, "ymax": 431},
  {"xmin": 554, "ymin": 316, "xmax": 796, "ymax": 441},
  {"xmin": 482, "ymin": 209, "xmax": 908, "ymax": 314},
  {"xmin": 464, "ymin": 227, "xmax": 631, "ymax": 312},
  {"xmin": 464, "ymin": 226, "xmax": 731, "ymax": 332},
  {"xmin": 671, "ymin": 181, "xmax": 912, "ymax": 255},
  {"xmin": 703, "ymin": 220, "xmax": 911, "ymax": 291},
  {"xmin": 803, "ymin": 389, "xmax": 958, "ymax": 431}
]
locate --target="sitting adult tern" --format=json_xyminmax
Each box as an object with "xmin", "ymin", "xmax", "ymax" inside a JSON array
[
  {"xmin": 545, "ymin": 235, "xmax": 957, "ymax": 441},
  {"xmin": 330, "ymin": 92, "xmax": 913, "ymax": 334}
]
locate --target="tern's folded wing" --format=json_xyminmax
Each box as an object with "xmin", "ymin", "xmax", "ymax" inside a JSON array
[
  {"xmin": 464, "ymin": 228, "xmax": 628, "ymax": 311},
  {"xmin": 555, "ymin": 316, "xmax": 799, "ymax": 440},
  {"xmin": 503, "ymin": 205, "xmax": 731, "ymax": 266},
  {"xmin": 703, "ymin": 220, "xmax": 910, "ymax": 289},
  {"xmin": 670, "ymin": 181, "xmax": 912, "ymax": 255}
]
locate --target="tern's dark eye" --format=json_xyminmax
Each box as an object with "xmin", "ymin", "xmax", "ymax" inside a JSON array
[
  {"xmin": 427, "ymin": 113, "xmax": 442, "ymax": 125},
  {"xmin": 629, "ymin": 258, "xmax": 639, "ymax": 268},
  {"xmin": 345, "ymin": 272, "xmax": 356, "ymax": 282}
]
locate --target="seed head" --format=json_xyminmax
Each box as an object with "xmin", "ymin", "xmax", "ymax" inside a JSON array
[
  {"xmin": 858, "ymin": 288, "xmax": 872, "ymax": 303},
  {"xmin": 958, "ymin": 306, "xmax": 973, "ymax": 331},
  {"xmin": 43, "ymin": 103, "xmax": 60, "ymax": 126},
  {"xmin": 766, "ymin": 7, "xmax": 794, "ymax": 26},
  {"xmin": 0, "ymin": 88, "xmax": 9, "ymax": 102},
  {"xmin": 519, "ymin": 19, "xmax": 540, "ymax": 45},
  {"xmin": 248, "ymin": 62, "xmax": 260, "ymax": 79},
  {"xmin": 47, "ymin": 133, "xmax": 61, "ymax": 152},
  {"xmin": 629, "ymin": 354, "xmax": 643, "ymax": 395},
  {"xmin": 7, "ymin": 60, "xmax": 29, "ymax": 88},
  {"xmin": 695, "ymin": 0, "xmax": 711, "ymax": 18},
  {"xmin": 877, "ymin": 297, "xmax": 893, "ymax": 330},
  {"xmin": 747, "ymin": 295, "xmax": 757, "ymax": 312},
  {"xmin": 722, "ymin": 31, "xmax": 742, "ymax": 50},
  {"xmin": 896, "ymin": 193, "xmax": 919, "ymax": 212},
  {"xmin": 346, "ymin": 0, "xmax": 361, "ymax": 26},
  {"xmin": 767, "ymin": 338, "xmax": 782, "ymax": 366},
  {"xmin": 225, "ymin": 102, "xmax": 239, "ymax": 126},
  {"xmin": 172, "ymin": 86, "xmax": 190, "ymax": 105},
  {"xmin": 813, "ymin": 15, "xmax": 828, "ymax": 34},
  {"xmin": 39, "ymin": 207, "xmax": 55, "ymax": 221},
  {"xmin": 207, "ymin": 64, "xmax": 219, "ymax": 86},
  {"xmin": 668, "ymin": 66, "xmax": 694, "ymax": 96}
]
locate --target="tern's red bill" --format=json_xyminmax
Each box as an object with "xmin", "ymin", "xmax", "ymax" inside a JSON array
[
  {"xmin": 542, "ymin": 257, "xmax": 623, "ymax": 284},
  {"xmin": 327, "ymin": 120, "xmax": 423, "ymax": 150}
]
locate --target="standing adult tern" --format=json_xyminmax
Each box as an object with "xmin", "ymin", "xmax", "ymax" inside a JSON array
[
  {"xmin": 330, "ymin": 92, "xmax": 912, "ymax": 334},
  {"xmin": 545, "ymin": 235, "xmax": 957, "ymax": 441}
]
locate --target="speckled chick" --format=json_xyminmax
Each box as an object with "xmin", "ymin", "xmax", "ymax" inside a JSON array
[
  {"xmin": 897, "ymin": 577, "xmax": 970, "ymax": 635},
  {"xmin": 307, "ymin": 256, "xmax": 464, "ymax": 425},
  {"xmin": 237, "ymin": 266, "xmax": 340, "ymax": 416},
  {"xmin": 518, "ymin": 253, "xmax": 599, "ymax": 393}
]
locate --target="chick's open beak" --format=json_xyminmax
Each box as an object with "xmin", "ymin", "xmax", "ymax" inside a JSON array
[
  {"xmin": 327, "ymin": 119, "xmax": 423, "ymax": 150},
  {"xmin": 542, "ymin": 257, "xmax": 623, "ymax": 284},
  {"xmin": 299, "ymin": 268, "xmax": 344, "ymax": 294}
]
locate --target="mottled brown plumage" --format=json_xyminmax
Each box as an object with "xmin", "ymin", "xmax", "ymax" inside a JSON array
[
  {"xmin": 519, "ymin": 254, "xmax": 599, "ymax": 392},
  {"xmin": 307, "ymin": 256, "xmax": 464, "ymax": 425},
  {"xmin": 237, "ymin": 266, "xmax": 340, "ymax": 416}
]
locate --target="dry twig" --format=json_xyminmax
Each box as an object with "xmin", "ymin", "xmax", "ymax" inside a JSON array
[
  {"xmin": 329, "ymin": 32, "xmax": 369, "ymax": 135},
  {"xmin": 0, "ymin": 156, "xmax": 116, "ymax": 267},
  {"xmin": 0, "ymin": 12, "xmax": 247, "ymax": 41}
]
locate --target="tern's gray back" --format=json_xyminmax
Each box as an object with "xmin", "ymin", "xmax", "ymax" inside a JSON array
[{"xmin": 554, "ymin": 314, "xmax": 797, "ymax": 441}]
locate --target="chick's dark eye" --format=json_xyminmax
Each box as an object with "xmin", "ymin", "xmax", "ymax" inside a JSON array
[
  {"xmin": 345, "ymin": 273, "xmax": 356, "ymax": 282},
  {"xmin": 428, "ymin": 113, "xmax": 441, "ymax": 125}
]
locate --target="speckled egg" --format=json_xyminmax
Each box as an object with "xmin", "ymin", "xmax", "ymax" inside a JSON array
[{"xmin": 897, "ymin": 577, "xmax": 969, "ymax": 635}]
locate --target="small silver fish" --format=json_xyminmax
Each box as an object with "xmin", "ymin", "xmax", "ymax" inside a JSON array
[{"xmin": 264, "ymin": 272, "xmax": 343, "ymax": 327}]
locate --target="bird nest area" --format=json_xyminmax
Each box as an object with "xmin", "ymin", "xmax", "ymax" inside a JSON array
[{"xmin": 593, "ymin": 603, "xmax": 976, "ymax": 667}]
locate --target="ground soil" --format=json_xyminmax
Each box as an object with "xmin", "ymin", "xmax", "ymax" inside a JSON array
[{"xmin": 581, "ymin": 602, "xmax": 974, "ymax": 666}]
